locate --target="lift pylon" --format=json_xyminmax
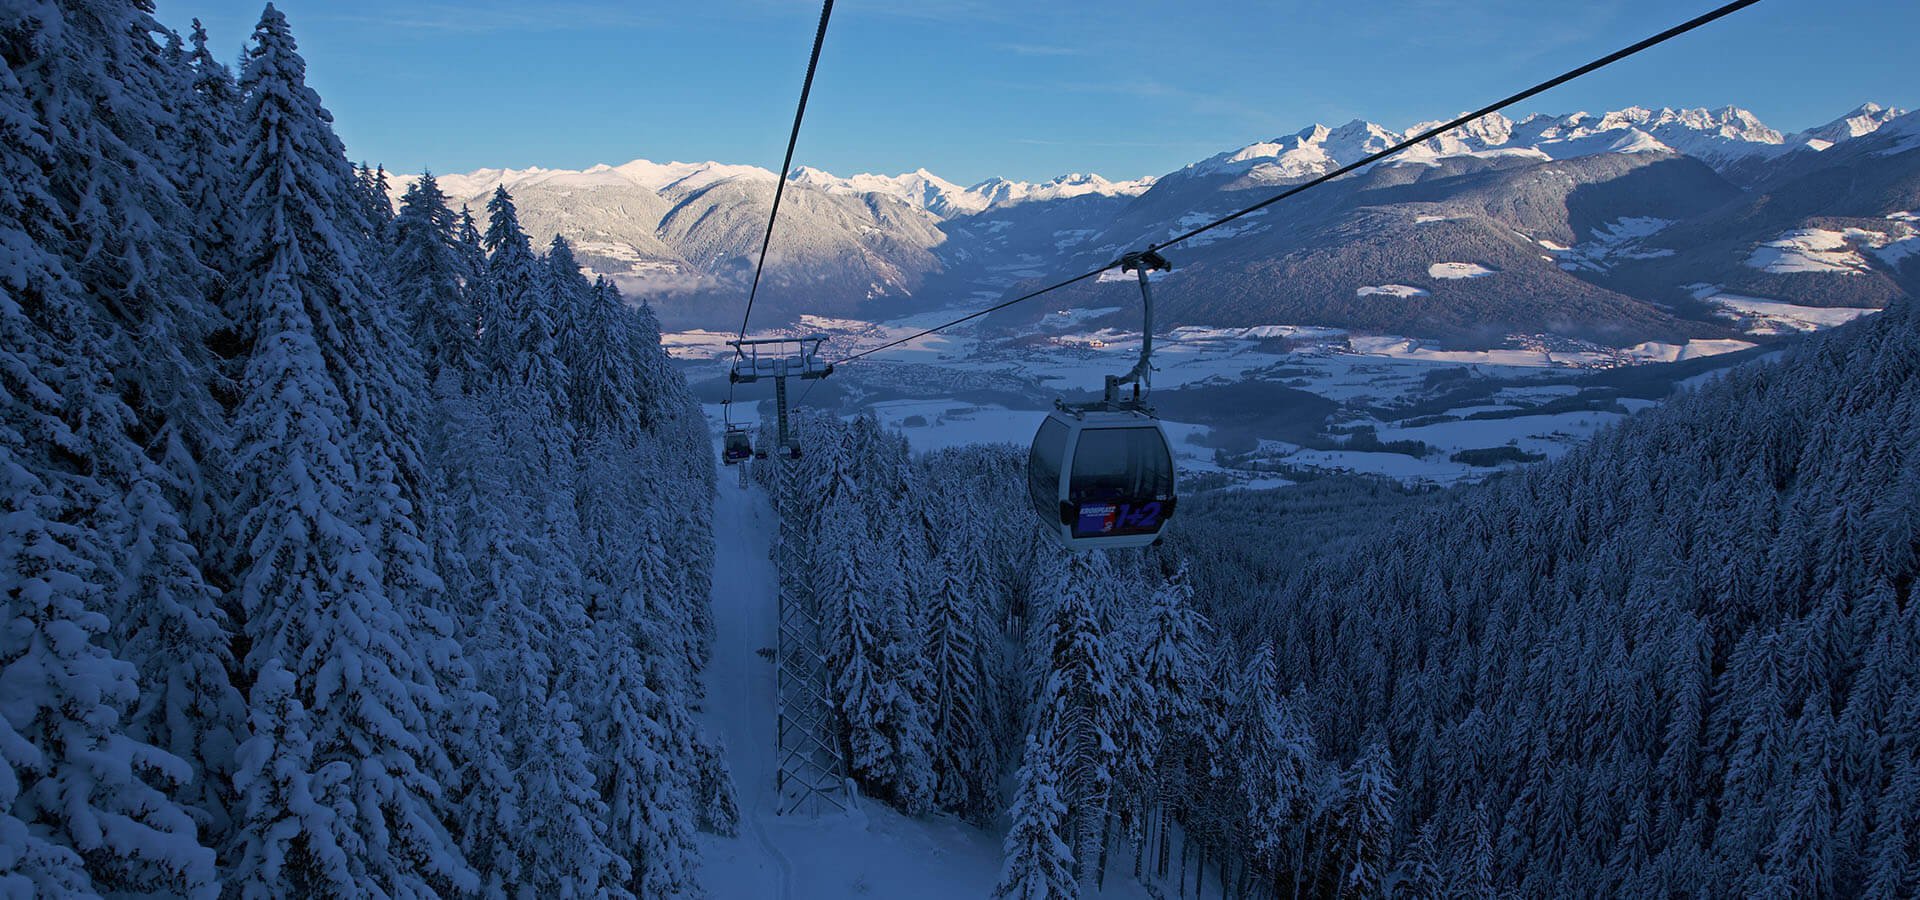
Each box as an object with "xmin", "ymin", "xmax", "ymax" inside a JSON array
[
  {"xmin": 763, "ymin": 449, "xmax": 851, "ymax": 815},
  {"xmin": 774, "ymin": 549, "xmax": 850, "ymax": 814},
  {"xmin": 730, "ymin": 336, "xmax": 847, "ymax": 813}
]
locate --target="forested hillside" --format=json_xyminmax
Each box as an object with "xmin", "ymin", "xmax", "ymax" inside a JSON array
[
  {"xmin": 1, "ymin": 5, "xmax": 720, "ymax": 896},
  {"xmin": 764, "ymin": 289, "xmax": 1920, "ymax": 897},
  {"xmin": 1160, "ymin": 291, "xmax": 1920, "ymax": 896},
  {"xmin": 1224, "ymin": 292, "xmax": 1920, "ymax": 897}
]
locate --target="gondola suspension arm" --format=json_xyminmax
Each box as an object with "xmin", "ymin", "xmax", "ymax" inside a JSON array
[{"xmin": 1107, "ymin": 249, "xmax": 1171, "ymax": 405}]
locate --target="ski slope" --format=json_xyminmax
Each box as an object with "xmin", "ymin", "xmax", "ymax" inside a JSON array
[{"xmin": 694, "ymin": 479, "xmax": 1017, "ymax": 899}]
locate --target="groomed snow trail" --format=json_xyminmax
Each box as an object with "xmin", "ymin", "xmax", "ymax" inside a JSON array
[
  {"xmin": 695, "ymin": 479, "xmax": 791, "ymax": 899},
  {"xmin": 694, "ymin": 476, "xmax": 1020, "ymax": 899}
]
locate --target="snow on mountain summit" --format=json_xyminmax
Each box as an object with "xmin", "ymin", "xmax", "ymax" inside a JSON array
[
  {"xmin": 1503, "ymin": 106, "xmax": 1786, "ymax": 165},
  {"xmin": 790, "ymin": 166, "xmax": 1155, "ymax": 215},
  {"xmin": 414, "ymin": 103, "xmax": 1901, "ymax": 228},
  {"xmin": 389, "ymin": 99, "xmax": 1911, "ymax": 334},
  {"xmin": 1187, "ymin": 120, "xmax": 1402, "ymax": 183},
  {"xmin": 1408, "ymin": 112, "xmax": 1517, "ymax": 156},
  {"xmin": 999, "ymin": 171, "xmax": 1157, "ymax": 205},
  {"xmin": 1176, "ymin": 105, "xmax": 1827, "ymax": 184},
  {"xmin": 608, "ymin": 158, "xmax": 776, "ymax": 192},
  {"xmin": 423, "ymin": 158, "xmax": 777, "ymax": 200},
  {"xmin": 412, "ymin": 101, "xmax": 1908, "ymax": 229},
  {"xmin": 790, "ymin": 165, "xmax": 983, "ymax": 215},
  {"xmin": 1792, "ymin": 102, "xmax": 1910, "ymax": 151}
]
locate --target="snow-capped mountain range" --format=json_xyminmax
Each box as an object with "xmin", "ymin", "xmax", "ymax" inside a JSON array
[
  {"xmin": 788, "ymin": 167, "xmax": 1156, "ymax": 217},
  {"xmin": 1176, "ymin": 104, "xmax": 1909, "ymax": 184},
  {"xmin": 425, "ymin": 103, "xmax": 1904, "ymax": 221},
  {"xmin": 429, "ymin": 160, "xmax": 1157, "ymax": 220},
  {"xmin": 406, "ymin": 102, "xmax": 1918, "ymax": 340}
]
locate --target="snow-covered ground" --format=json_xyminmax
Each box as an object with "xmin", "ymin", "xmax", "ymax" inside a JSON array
[
  {"xmin": 696, "ymin": 482, "xmax": 1012, "ymax": 899},
  {"xmin": 1622, "ymin": 338, "xmax": 1758, "ymax": 362},
  {"xmin": 1347, "ymin": 335, "xmax": 1559, "ymax": 366},
  {"xmin": 676, "ymin": 306, "xmax": 1751, "ymax": 394},
  {"xmin": 1374, "ymin": 410, "xmax": 1627, "ymax": 455},
  {"xmin": 1246, "ymin": 407, "xmax": 1633, "ymax": 487},
  {"xmin": 1356, "ymin": 284, "xmax": 1430, "ymax": 298},
  {"xmin": 696, "ymin": 479, "xmax": 1155, "ymax": 898},
  {"xmin": 1746, "ymin": 227, "xmax": 1889, "ymax": 274},
  {"xmin": 869, "ymin": 400, "xmax": 1041, "ymax": 451},
  {"xmin": 1427, "ymin": 261, "xmax": 1497, "ymax": 279},
  {"xmin": 1548, "ymin": 216, "xmax": 1675, "ymax": 272},
  {"xmin": 867, "ymin": 399, "xmax": 1220, "ymax": 473},
  {"xmin": 1708, "ymin": 293, "xmax": 1879, "ymax": 334},
  {"xmin": 1875, "ymin": 212, "xmax": 1920, "ymax": 266}
]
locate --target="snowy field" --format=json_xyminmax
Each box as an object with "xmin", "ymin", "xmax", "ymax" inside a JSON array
[
  {"xmin": 1746, "ymin": 227, "xmax": 1892, "ymax": 274},
  {"xmin": 1356, "ymin": 283, "xmax": 1430, "ymax": 298},
  {"xmin": 1382, "ymin": 409, "xmax": 1627, "ymax": 466},
  {"xmin": 1427, "ymin": 261, "xmax": 1497, "ymax": 279},
  {"xmin": 1709, "ymin": 293, "xmax": 1879, "ymax": 334},
  {"xmin": 1230, "ymin": 409, "xmax": 1634, "ymax": 486},
  {"xmin": 867, "ymin": 399, "xmax": 1222, "ymax": 473},
  {"xmin": 1546, "ymin": 216, "xmax": 1676, "ymax": 273}
]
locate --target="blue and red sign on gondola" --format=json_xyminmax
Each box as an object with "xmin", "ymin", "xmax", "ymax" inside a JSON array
[{"xmin": 1073, "ymin": 500, "xmax": 1166, "ymax": 538}]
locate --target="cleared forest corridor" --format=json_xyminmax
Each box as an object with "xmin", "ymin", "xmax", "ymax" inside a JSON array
[{"xmin": 694, "ymin": 480, "xmax": 790, "ymax": 898}]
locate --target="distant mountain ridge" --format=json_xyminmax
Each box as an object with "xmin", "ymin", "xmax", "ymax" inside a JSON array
[
  {"xmin": 788, "ymin": 166, "xmax": 1156, "ymax": 217},
  {"xmin": 400, "ymin": 102, "xmax": 1918, "ymax": 341},
  {"xmin": 1175, "ymin": 103, "xmax": 1908, "ymax": 185}
]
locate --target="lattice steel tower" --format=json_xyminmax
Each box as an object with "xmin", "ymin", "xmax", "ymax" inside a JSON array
[{"xmin": 734, "ymin": 337, "xmax": 850, "ymax": 815}]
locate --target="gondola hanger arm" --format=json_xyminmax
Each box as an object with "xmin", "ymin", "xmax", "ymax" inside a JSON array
[{"xmin": 1108, "ymin": 249, "xmax": 1172, "ymax": 403}]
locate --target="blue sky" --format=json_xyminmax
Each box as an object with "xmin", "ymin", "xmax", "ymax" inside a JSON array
[{"xmin": 161, "ymin": 0, "xmax": 1919, "ymax": 185}]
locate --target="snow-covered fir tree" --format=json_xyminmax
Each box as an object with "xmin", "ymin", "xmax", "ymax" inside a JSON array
[
  {"xmin": 391, "ymin": 173, "xmax": 479, "ymax": 386},
  {"xmin": 479, "ymin": 187, "xmax": 571, "ymax": 428},
  {"xmin": 818, "ymin": 493, "xmax": 937, "ymax": 813},
  {"xmin": 1030, "ymin": 550, "xmax": 1129, "ymax": 883},
  {"xmin": 996, "ymin": 731, "xmax": 1080, "ymax": 900},
  {"xmin": 1, "ymin": 3, "xmax": 229, "ymax": 894},
  {"xmin": 544, "ymin": 235, "xmax": 594, "ymax": 403},
  {"xmin": 569, "ymin": 277, "xmax": 642, "ymax": 440},
  {"xmin": 225, "ymin": 8, "xmax": 475, "ymax": 893},
  {"xmin": 177, "ymin": 18, "xmax": 241, "ymax": 296},
  {"xmin": 924, "ymin": 531, "xmax": 995, "ymax": 818}
]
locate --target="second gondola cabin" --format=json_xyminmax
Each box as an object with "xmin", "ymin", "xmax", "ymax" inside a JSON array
[
  {"xmin": 722, "ymin": 429, "xmax": 753, "ymax": 466},
  {"xmin": 1028, "ymin": 405, "xmax": 1176, "ymax": 550}
]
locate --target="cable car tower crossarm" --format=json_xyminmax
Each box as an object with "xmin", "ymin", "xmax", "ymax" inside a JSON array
[{"xmin": 728, "ymin": 335, "xmax": 832, "ymax": 460}]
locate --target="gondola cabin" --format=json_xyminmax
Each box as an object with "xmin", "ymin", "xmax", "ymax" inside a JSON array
[
  {"xmin": 722, "ymin": 430, "xmax": 753, "ymax": 465},
  {"xmin": 1028, "ymin": 406, "xmax": 1176, "ymax": 550}
]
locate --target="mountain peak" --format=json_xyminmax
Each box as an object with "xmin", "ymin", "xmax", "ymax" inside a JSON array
[
  {"xmin": 777, "ymin": 166, "xmax": 1151, "ymax": 216},
  {"xmin": 1793, "ymin": 102, "xmax": 1910, "ymax": 150}
]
